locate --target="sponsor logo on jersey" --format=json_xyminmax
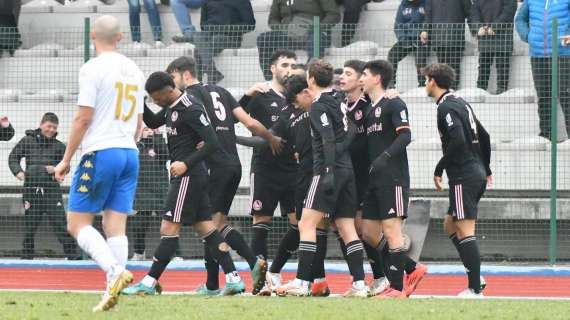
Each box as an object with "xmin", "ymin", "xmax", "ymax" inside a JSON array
[
  {"xmin": 200, "ymin": 114, "xmax": 210, "ymax": 126},
  {"xmin": 320, "ymin": 113, "xmax": 329, "ymax": 127},
  {"xmin": 375, "ymin": 107, "xmax": 382, "ymax": 118},
  {"xmin": 171, "ymin": 111, "xmax": 179, "ymax": 122},
  {"xmin": 366, "ymin": 123, "xmax": 383, "ymax": 135},
  {"xmin": 253, "ymin": 200, "xmax": 263, "ymax": 211},
  {"xmin": 446, "ymin": 113, "xmax": 453, "ymax": 127},
  {"xmin": 389, "ymin": 265, "xmax": 398, "ymax": 271},
  {"xmin": 355, "ymin": 110, "xmax": 363, "ymax": 121},
  {"xmin": 166, "ymin": 126, "xmax": 178, "ymax": 136}
]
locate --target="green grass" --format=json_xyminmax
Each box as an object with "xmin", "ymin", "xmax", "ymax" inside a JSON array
[{"xmin": 0, "ymin": 292, "xmax": 569, "ymax": 320}]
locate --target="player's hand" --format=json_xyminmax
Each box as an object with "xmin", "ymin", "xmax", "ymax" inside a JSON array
[
  {"xmin": 54, "ymin": 160, "xmax": 70, "ymax": 183},
  {"xmin": 16, "ymin": 172, "xmax": 25, "ymax": 181},
  {"xmin": 321, "ymin": 167, "xmax": 335, "ymax": 195},
  {"xmin": 486, "ymin": 175, "xmax": 494, "ymax": 188},
  {"xmin": 370, "ymin": 152, "xmax": 390, "ymax": 174},
  {"xmin": 269, "ymin": 135, "xmax": 284, "ymax": 156},
  {"xmin": 245, "ymin": 82, "xmax": 271, "ymax": 97},
  {"xmin": 196, "ymin": 141, "xmax": 205, "ymax": 150},
  {"xmin": 561, "ymin": 35, "xmax": 570, "ymax": 47},
  {"xmin": 45, "ymin": 166, "xmax": 55, "ymax": 174},
  {"xmin": 420, "ymin": 31, "xmax": 428, "ymax": 45},
  {"xmin": 477, "ymin": 26, "xmax": 487, "ymax": 37},
  {"xmin": 170, "ymin": 161, "xmax": 188, "ymax": 177},
  {"xmin": 433, "ymin": 176, "xmax": 444, "ymax": 192},
  {"xmin": 487, "ymin": 27, "xmax": 495, "ymax": 36},
  {"xmin": 385, "ymin": 89, "xmax": 400, "ymax": 99}
]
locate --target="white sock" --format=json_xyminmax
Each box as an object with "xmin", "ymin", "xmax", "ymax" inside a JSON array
[
  {"xmin": 225, "ymin": 271, "xmax": 241, "ymax": 284},
  {"xmin": 76, "ymin": 226, "xmax": 118, "ymax": 274},
  {"xmin": 106, "ymin": 235, "xmax": 128, "ymax": 268},
  {"xmin": 141, "ymin": 275, "xmax": 156, "ymax": 288}
]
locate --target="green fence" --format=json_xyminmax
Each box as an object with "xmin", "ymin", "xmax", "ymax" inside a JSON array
[{"xmin": 0, "ymin": 19, "xmax": 568, "ymax": 264}]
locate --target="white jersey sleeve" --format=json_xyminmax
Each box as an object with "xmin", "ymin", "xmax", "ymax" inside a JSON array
[{"xmin": 77, "ymin": 52, "xmax": 145, "ymax": 156}]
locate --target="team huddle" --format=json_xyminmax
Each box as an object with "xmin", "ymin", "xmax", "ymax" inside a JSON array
[{"xmin": 55, "ymin": 16, "xmax": 492, "ymax": 312}]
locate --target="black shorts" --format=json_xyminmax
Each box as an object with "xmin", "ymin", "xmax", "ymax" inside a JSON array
[
  {"xmin": 164, "ymin": 174, "xmax": 211, "ymax": 225},
  {"xmin": 304, "ymin": 167, "xmax": 357, "ymax": 219},
  {"xmin": 295, "ymin": 170, "xmax": 313, "ymax": 221},
  {"xmin": 249, "ymin": 170, "xmax": 296, "ymax": 217},
  {"xmin": 363, "ymin": 184, "xmax": 409, "ymax": 220},
  {"xmin": 447, "ymin": 177, "xmax": 486, "ymax": 220},
  {"xmin": 209, "ymin": 165, "xmax": 241, "ymax": 215},
  {"xmin": 353, "ymin": 163, "xmax": 369, "ymax": 210}
]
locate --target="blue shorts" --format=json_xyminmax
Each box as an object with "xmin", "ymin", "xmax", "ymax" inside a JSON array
[{"xmin": 68, "ymin": 148, "xmax": 139, "ymax": 214}]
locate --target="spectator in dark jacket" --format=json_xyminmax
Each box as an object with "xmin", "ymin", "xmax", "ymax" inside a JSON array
[
  {"xmin": 257, "ymin": 0, "xmax": 340, "ymax": 80},
  {"xmin": 130, "ymin": 127, "xmax": 169, "ymax": 260},
  {"xmin": 8, "ymin": 113, "xmax": 78, "ymax": 259},
  {"xmin": 422, "ymin": 0, "xmax": 471, "ymax": 89},
  {"xmin": 470, "ymin": 0, "xmax": 517, "ymax": 94},
  {"xmin": 388, "ymin": 0, "xmax": 429, "ymax": 88},
  {"xmin": 194, "ymin": 0, "xmax": 256, "ymax": 84},
  {"xmin": 335, "ymin": 0, "xmax": 371, "ymax": 47},
  {"xmin": 0, "ymin": 115, "xmax": 14, "ymax": 141},
  {"xmin": 0, "ymin": 0, "xmax": 21, "ymax": 57}
]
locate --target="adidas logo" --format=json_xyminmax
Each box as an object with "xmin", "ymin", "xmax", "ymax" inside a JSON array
[
  {"xmin": 388, "ymin": 208, "xmax": 395, "ymax": 214},
  {"xmin": 465, "ymin": 267, "xmax": 471, "ymax": 273},
  {"xmin": 390, "ymin": 265, "xmax": 398, "ymax": 271},
  {"xmin": 271, "ymin": 102, "xmax": 278, "ymax": 107},
  {"xmin": 165, "ymin": 211, "xmax": 172, "ymax": 217}
]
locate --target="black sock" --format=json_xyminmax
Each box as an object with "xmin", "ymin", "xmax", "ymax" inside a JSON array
[
  {"xmin": 404, "ymin": 255, "xmax": 417, "ymax": 274},
  {"xmin": 204, "ymin": 243, "xmax": 219, "ymax": 290},
  {"xmin": 251, "ymin": 222, "xmax": 270, "ymax": 260},
  {"xmin": 296, "ymin": 241, "xmax": 316, "ymax": 282},
  {"xmin": 450, "ymin": 233, "xmax": 461, "ymax": 252},
  {"xmin": 458, "ymin": 236, "xmax": 481, "ymax": 293},
  {"xmin": 334, "ymin": 230, "xmax": 348, "ymax": 261},
  {"xmin": 148, "ymin": 236, "xmax": 179, "ymax": 280},
  {"xmin": 221, "ymin": 225, "xmax": 257, "ymax": 269},
  {"xmin": 269, "ymin": 224, "xmax": 299, "ymax": 274},
  {"xmin": 311, "ymin": 229, "xmax": 328, "ymax": 280},
  {"xmin": 203, "ymin": 230, "xmax": 236, "ymax": 274},
  {"xmin": 387, "ymin": 247, "xmax": 406, "ymax": 291},
  {"xmin": 363, "ymin": 240, "xmax": 385, "ymax": 279},
  {"xmin": 376, "ymin": 240, "xmax": 391, "ymax": 281},
  {"xmin": 345, "ymin": 240, "xmax": 365, "ymax": 282}
]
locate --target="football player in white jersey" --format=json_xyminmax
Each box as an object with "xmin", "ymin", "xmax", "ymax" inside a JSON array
[{"xmin": 54, "ymin": 15, "xmax": 144, "ymax": 312}]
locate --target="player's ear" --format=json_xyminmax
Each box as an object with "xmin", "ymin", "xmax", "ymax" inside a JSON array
[{"xmin": 116, "ymin": 32, "xmax": 123, "ymax": 43}]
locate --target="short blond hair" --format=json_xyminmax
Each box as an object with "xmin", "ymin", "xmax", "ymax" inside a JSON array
[{"xmin": 92, "ymin": 15, "xmax": 121, "ymax": 45}]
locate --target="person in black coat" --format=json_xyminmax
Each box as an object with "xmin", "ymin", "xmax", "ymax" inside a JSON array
[
  {"xmin": 0, "ymin": 116, "xmax": 14, "ymax": 141},
  {"xmin": 193, "ymin": 0, "xmax": 256, "ymax": 84},
  {"xmin": 8, "ymin": 113, "xmax": 78, "ymax": 259},
  {"xmin": 388, "ymin": 0, "xmax": 429, "ymax": 88},
  {"xmin": 470, "ymin": 0, "xmax": 517, "ymax": 94},
  {"xmin": 422, "ymin": 0, "xmax": 471, "ymax": 89},
  {"xmin": 130, "ymin": 127, "xmax": 169, "ymax": 260}
]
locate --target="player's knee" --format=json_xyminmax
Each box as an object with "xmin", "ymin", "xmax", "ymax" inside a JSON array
[{"xmin": 298, "ymin": 216, "xmax": 317, "ymax": 233}]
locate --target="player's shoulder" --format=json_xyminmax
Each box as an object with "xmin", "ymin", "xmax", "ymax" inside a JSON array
[{"xmin": 385, "ymin": 96, "xmax": 407, "ymax": 111}]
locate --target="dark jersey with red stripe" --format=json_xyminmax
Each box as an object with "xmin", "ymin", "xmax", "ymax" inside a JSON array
[{"xmin": 364, "ymin": 96, "xmax": 411, "ymax": 187}]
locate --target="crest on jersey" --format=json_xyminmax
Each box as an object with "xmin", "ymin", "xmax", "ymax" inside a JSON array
[
  {"xmin": 253, "ymin": 200, "xmax": 263, "ymax": 211},
  {"xmin": 171, "ymin": 111, "xmax": 179, "ymax": 122},
  {"xmin": 148, "ymin": 148, "xmax": 156, "ymax": 157},
  {"xmin": 375, "ymin": 107, "xmax": 382, "ymax": 118},
  {"xmin": 24, "ymin": 201, "xmax": 31, "ymax": 210},
  {"xmin": 445, "ymin": 113, "xmax": 453, "ymax": 127},
  {"xmin": 400, "ymin": 110, "xmax": 408, "ymax": 123},
  {"xmin": 200, "ymin": 114, "xmax": 210, "ymax": 126},
  {"xmin": 355, "ymin": 110, "xmax": 363, "ymax": 121},
  {"xmin": 320, "ymin": 113, "xmax": 329, "ymax": 126}
]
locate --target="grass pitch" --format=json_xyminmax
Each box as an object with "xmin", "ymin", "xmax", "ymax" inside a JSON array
[{"xmin": 1, "ymin": 292, "xmax": 569, "ymax": 320}]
